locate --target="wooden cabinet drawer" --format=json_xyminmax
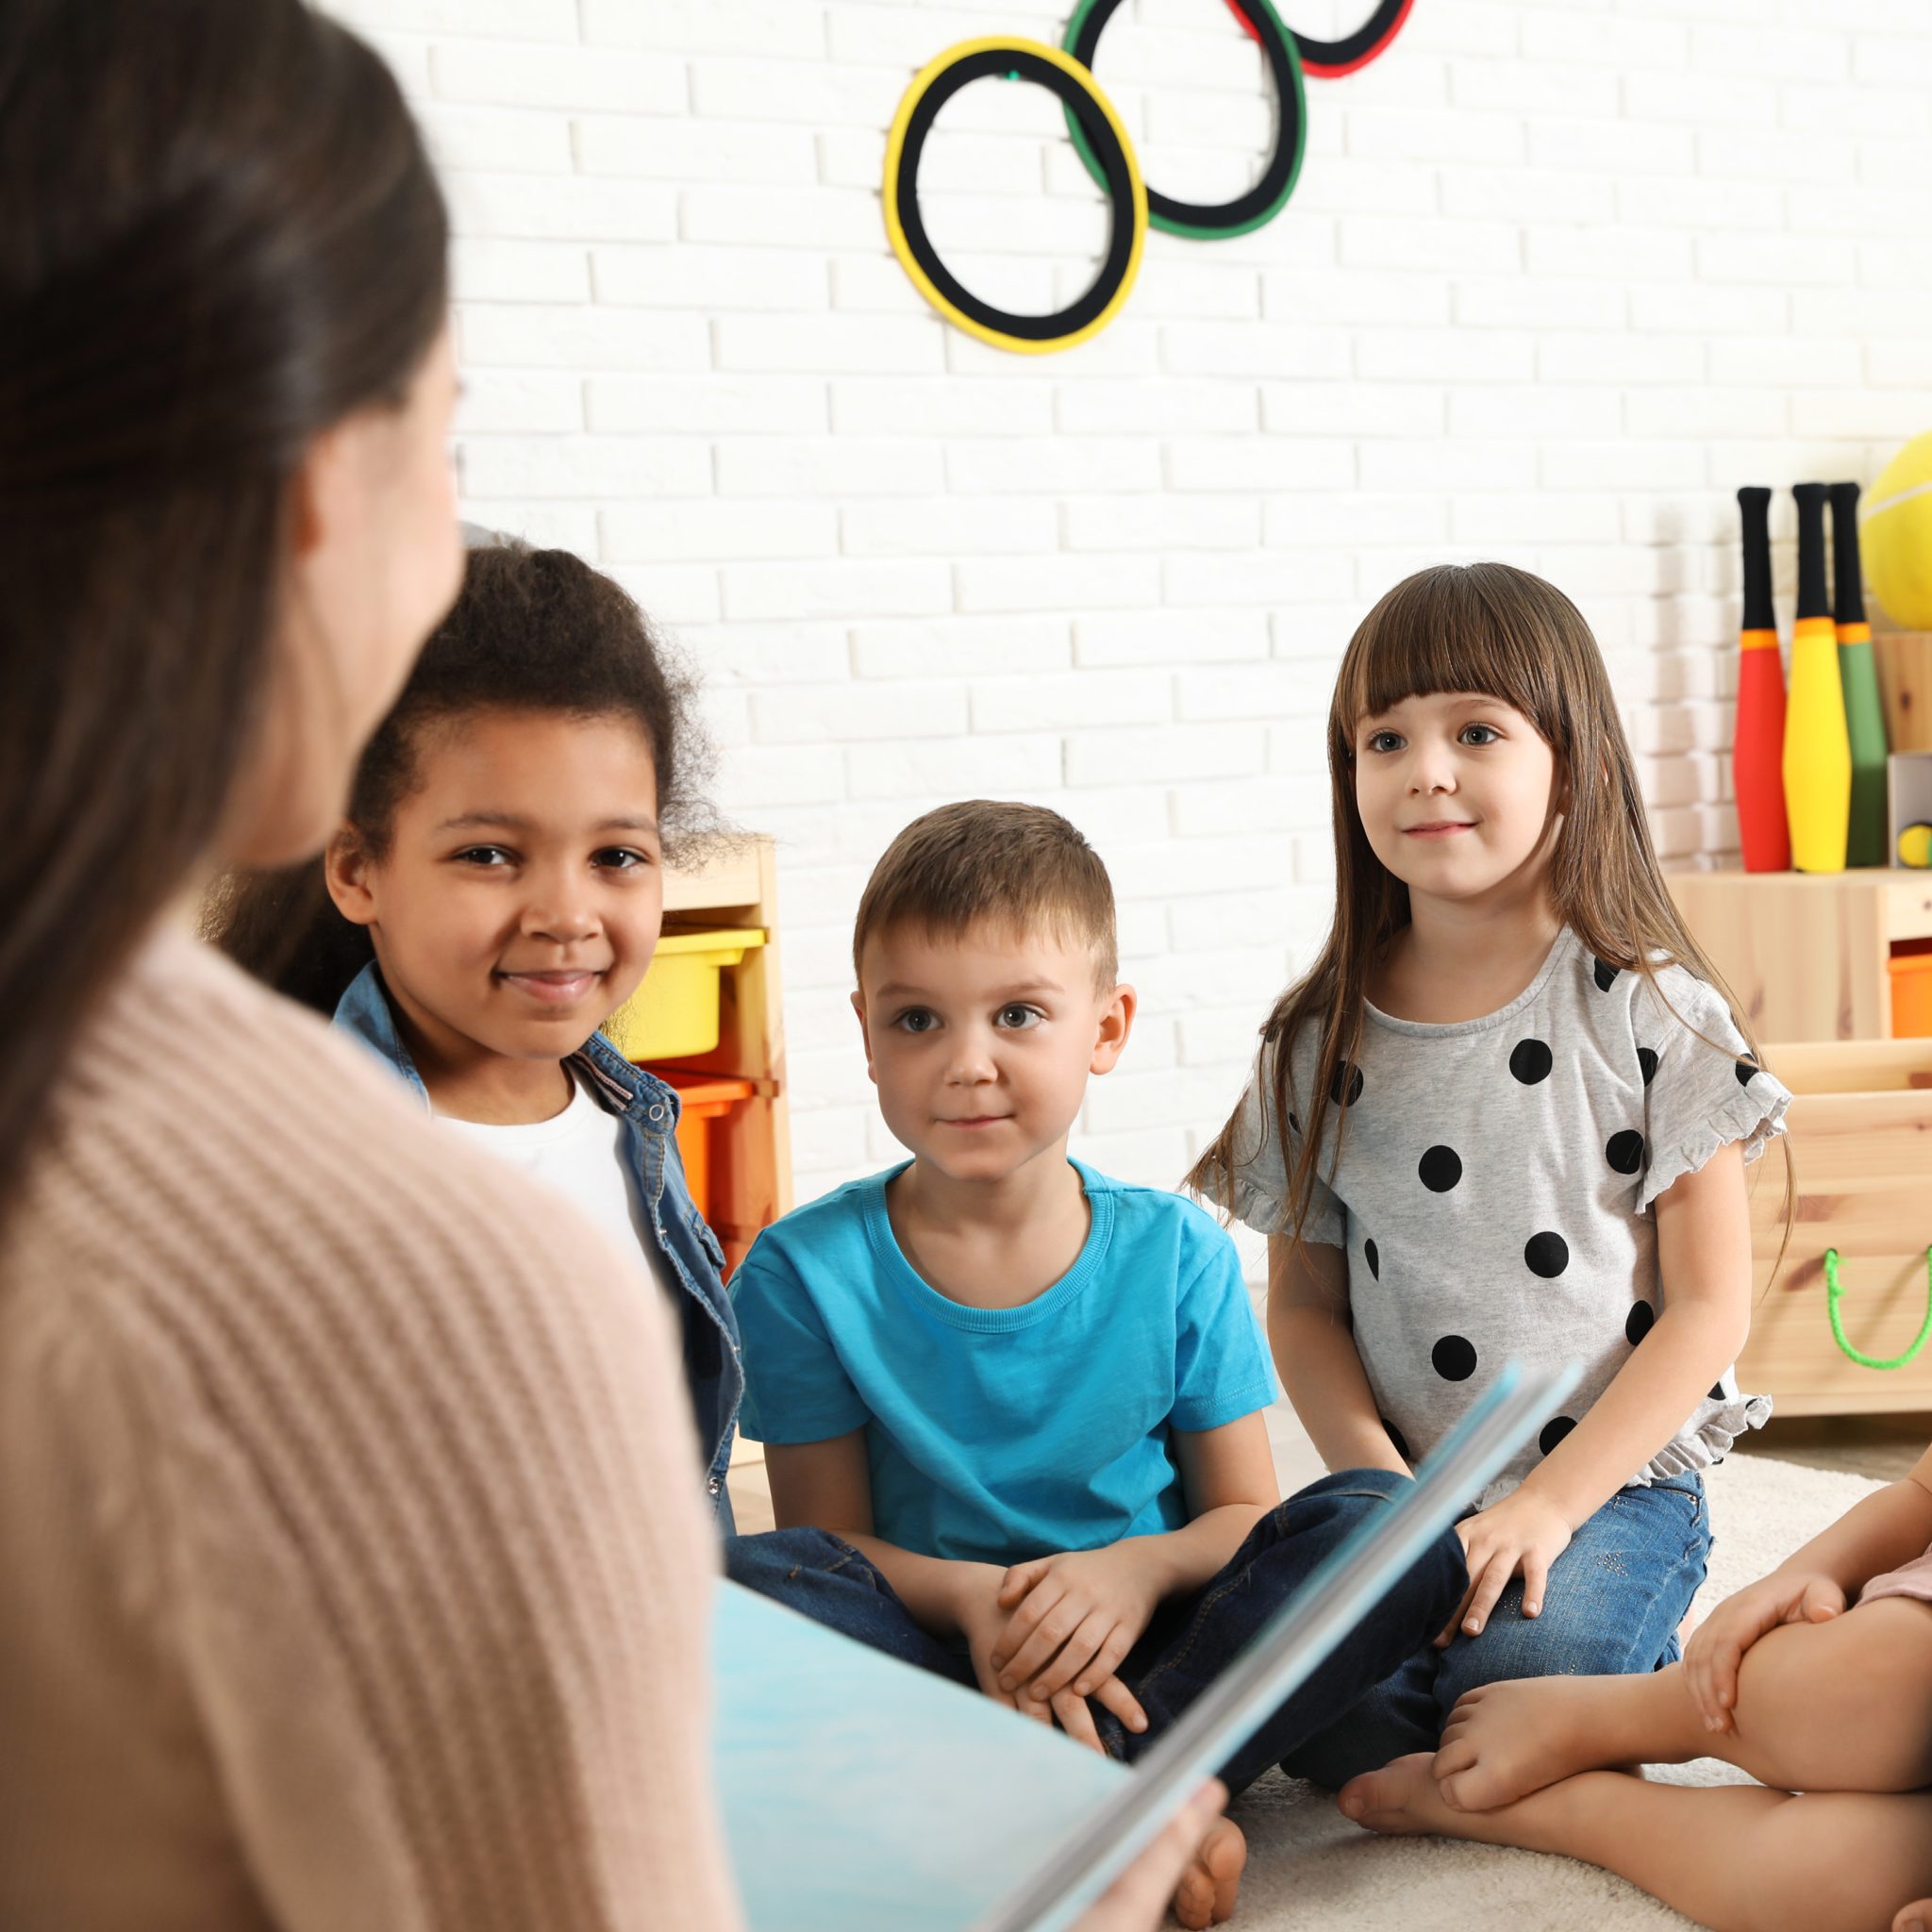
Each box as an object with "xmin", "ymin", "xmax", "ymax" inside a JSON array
[{"xmin": 1740, "ymin": 1039, "xmax": 1932, "ymax": 1416}]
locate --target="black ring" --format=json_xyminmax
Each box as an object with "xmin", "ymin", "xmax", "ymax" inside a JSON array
[
  {"xmin": 1066, "ymin": 0, "xmax": 1305, "ymax": 240},
  {"xmin": 893, "ymin": 46, "xmax": 1139, "ymax": 345}
]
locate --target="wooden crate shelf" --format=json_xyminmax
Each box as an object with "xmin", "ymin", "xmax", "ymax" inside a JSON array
[
  {"xmin": 658, "ymin": 835, "xmax": 793, "ymax": 1280},
  {"xmin": 1668, "ymin": 870, "xmax": 1932, "ymax": 1041}
]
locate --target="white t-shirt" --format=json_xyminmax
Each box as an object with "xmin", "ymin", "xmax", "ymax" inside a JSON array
[{"xmin": 438, "ymin": 1073, "xmax": 682, "ymax": 1302}]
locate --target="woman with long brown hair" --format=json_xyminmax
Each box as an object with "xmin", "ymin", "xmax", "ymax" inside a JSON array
[
  {"xmin": 0, "ymin": 6, "xmax": 1221, "ymax": 1925},
  {"xmin": 1187, "ymin": 562, "xmax": 1790, "ymax": 1789},
  {"xmin": 0, "ymin": 4, "xmax": 742, "ymax": 1925}
]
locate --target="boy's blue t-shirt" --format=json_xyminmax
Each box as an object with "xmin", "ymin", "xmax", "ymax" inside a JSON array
[{"xmin": 731, "ymin": 1159, "xmax": 1276, "ymax": 1566}]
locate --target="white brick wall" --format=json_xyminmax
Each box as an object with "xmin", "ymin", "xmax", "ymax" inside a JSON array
[{"xmin": 331, "ymin": 0, "xmax": 1932, "ymax": 1213}]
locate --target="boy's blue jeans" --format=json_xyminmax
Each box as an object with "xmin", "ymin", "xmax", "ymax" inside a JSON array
[
  {"xmin": 725, "ymin": 1468, "xmax": 1467, "ymax": 1795},
  {"xmin": 1277, "ymin": 1472, "xmax": 1712, "ymax": 1788}
]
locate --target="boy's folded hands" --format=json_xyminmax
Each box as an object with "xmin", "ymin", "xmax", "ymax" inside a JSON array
[
  {"xmin": 951, "ymin": 1560, "xmax": 1145, "ymax": 1751},
  {"xmin": 1682, "ymin": 1568, "xmax": 1846, "ymax": 1732},
  {"xmin": 974, "ymin": 1543, "xmax": 1161, "ymax": 1750}
]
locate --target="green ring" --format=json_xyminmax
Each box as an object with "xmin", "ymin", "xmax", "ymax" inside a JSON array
[{"xmin": 1060, "ymin": 0, "xmax": 1306, "ymax": 242}]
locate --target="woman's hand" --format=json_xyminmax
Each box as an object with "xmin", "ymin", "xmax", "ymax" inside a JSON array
[
  {"xmin": 1439, "ymin": 1489, "xmax": 1574, "ymax": 1644},
  {"xmin": 1683, "ymin": 1569, "xmax": 1846, "ymax": 1732}
]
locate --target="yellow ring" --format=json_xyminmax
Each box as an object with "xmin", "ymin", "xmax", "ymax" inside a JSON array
[{"xmin": 882, "ymin": 38, "xmax": 1146, "ymax": 356}]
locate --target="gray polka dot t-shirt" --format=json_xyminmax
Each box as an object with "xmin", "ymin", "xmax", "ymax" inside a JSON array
[{"xmin": 1215, "ymin": 930, "xmax": 1788, "ymax": 1506}]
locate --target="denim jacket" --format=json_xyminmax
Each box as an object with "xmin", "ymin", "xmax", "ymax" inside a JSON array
[{"xmin": 332, "ymin": 963, "xmax": 742, "ymax": 1524}]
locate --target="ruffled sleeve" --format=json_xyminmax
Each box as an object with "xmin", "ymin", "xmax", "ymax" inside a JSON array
[
  {"xmin": 1203, "ymin": 1040, "xmax": 1347, "ymax": 1247},
  {"xmin": 1635, "ymin": 966, "xmax": 1790, "ymax": 1214}
]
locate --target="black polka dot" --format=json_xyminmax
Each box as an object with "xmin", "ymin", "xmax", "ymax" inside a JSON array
[
  {"xmin": 1381, "ymin": 1416, "xmax": 1410, "ymax": 1461},
  {"xmin": 1735, "ymin": 1057, "xmax": 1759, "ymax": 1089},
  {"xmin": 1509, "ymin": 1038, "xmax": 1553, "ymax": 1085},
  {"xmin": 1363, "ymin": 1237, "xmax": 1380, "ymax": 1279},
  {"xmin": 1637, "ymin": 1046, "xmax": 1659, "ymax": 1088},
  {"xmin": 1625, "ymin": 1300, "xmax": 1656, "ymax": 1345},
  {"xmin": 1606, "ymin": 1129, "xmax": 1645, "ymax": 1175},
  {"xmin": 1593, "ymin": 958, "xmax": 1621, "ymax": 992},
  {"xmin": 1539, "ymin": 1416, "xmax": 1577, "ymax": 1456},
  {"xmin": 1288, "ymin": 1109, "xmax": 1301, "ymax": 1135},
  {"xmin": 1330, "ymin": 1061, "xmax": 1364, "ymax": 1108},
  {"xmin": 1418, "ymin": 1144, "xmax": 1463, "ymax": 1191},
  {"xmin": 1524, "ymin": 1231, "xmax": 1570, "ymax": 1278},
  {"xmin": 1708, "ymin": 1381, "xmax": 1725, "ymax": 1403},
  {"xmin": 1432, "ymin": 1335, "xmax": 1478, "ymax": 1382}
]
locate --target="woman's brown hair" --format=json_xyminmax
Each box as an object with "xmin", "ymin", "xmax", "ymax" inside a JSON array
[
  {"xmin": 0, "ymin": 0, "xmax": 447, "ymax": 1208},
  {"xmin": 1186, "ymin": 562, "xmax": 1788, "ymax": 1270},
  {"xmin": 204, "ymin": 541, "xmax": 716, "ymax": 1015}
]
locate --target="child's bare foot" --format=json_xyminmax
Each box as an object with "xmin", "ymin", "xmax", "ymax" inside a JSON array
[
  {"xmin": 1172, "ymin": 1816, "xmax": 1245, "ymax": 1928},
  {"xmin": 1432, "ymin": 1677, "xmax": 1654, "ymax": 1811},
  {"xmin": 1337, "ymin": 1754, "xmax": 1507, "ymax": 1843}
]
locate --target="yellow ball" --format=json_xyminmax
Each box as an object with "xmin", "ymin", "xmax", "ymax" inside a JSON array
[
  {"xmin": 1902, "ymin": 822, "xmax": 1932, "ymax": 869},
  {"xmin": 1866, "ymin": 430, "xmax": 1932, "ymax": 629}
]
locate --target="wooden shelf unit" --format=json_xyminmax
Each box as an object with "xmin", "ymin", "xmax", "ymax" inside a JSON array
[
  {"xmin": 1739, "ymin": 1038, "xmax": 1932, "ymax": 1417},
  {"xmin": 660, "ymin": 835, "xmax": 793, "ymax": 1278},
  {"xmin": 1667, "ymin": 870, "xmax": 1932, "ymax": 1041}
]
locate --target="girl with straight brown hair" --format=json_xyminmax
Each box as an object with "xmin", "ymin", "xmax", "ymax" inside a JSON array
[
  {"xmin": 0, "ymin": 6, "xmax": 1221, "ymax": 1925},
  {"xmin": 1188, "ymin": 562, "xmax": 1790, "ymax": 1789}
]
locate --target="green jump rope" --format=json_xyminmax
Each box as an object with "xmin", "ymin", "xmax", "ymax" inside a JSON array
[{"xmin": 1824, "ymin": 1246, "xmax": 1932, "ymax": 1371}]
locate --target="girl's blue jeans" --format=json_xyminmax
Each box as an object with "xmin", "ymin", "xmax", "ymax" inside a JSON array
[
  {"xmin": 1276, "ymin": 1471, "xmax": 1712, "ymax": 1788},
  {"xmin": 725, "ymin": 1467, "xmax": 1467, "ymax": 1796}
]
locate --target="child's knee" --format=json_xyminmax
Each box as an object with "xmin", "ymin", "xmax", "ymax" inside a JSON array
[
  {"xmin": 1434, "ymin": 1592, "xmax": 1637, "ymax": 1705},
  {"xmin": 1742, "ymin": 1602, "xmax": 1932, "ymax": 1790},
  {"xmin": 1276, "ymin": 1468, "xmax": 1463, "ymax": 1628},
  {"xmin": 724, "ymin": 1524, "xmax": 868, "ymax": 1591},
  {"xmin": 1297, "ymin": 1466, "xmax": 1412, "ymax": 1507}
]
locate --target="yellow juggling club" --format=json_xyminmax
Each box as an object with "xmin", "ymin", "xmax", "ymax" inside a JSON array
[{"xmin": 1783, "ymin": 483, "xmax": 1852, "ymax": 873}]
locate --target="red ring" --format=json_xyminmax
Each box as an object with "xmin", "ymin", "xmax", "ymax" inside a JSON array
[{"xmin": 1223, "ymin": 0, "xmax": 1415, "ymax": 77}]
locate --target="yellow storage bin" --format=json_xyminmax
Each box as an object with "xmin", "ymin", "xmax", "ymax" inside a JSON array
[{"xmin": 602, "ymin": 927, "xmax": 765, "ymax": 1061}]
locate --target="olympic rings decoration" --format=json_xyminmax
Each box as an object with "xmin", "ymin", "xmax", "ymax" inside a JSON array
[
  {"xmin": 1221, "ymin": 0, "xmax": 1414, "ymax": 78},
  {"xmin": 883, "ymin": 3, "xmax": 1415, "ymax": 353},
  {"xmin": 1064, "ymin": 0, "xmax": 1304, "ymax": 241},
  {"xmin": 883, "ymin": 40, "xmax": 1146, "ymax": 356}
]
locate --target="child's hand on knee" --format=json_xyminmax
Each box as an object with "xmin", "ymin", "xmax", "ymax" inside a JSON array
[
  {"xmin": 991, "ymin": 1545, "xmax": 1161, "ymax": 1707},
  {"xmin": 1439, "ymin": 1490, "xmax": 1573, "ymax": 1644},
  {"xmin": 1683, "ymin": 1569, "xmax": 1846, "ymax": 1732}
]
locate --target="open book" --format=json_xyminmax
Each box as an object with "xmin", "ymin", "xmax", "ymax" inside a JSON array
[{"xmin": 714, "ymin": 1357, "xmax": 1577, "ymax": 1932}]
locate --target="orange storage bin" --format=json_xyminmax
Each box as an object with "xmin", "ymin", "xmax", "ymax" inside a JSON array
[
  {"xmin": 1890, "ymin": 950, "xmax": 1932, "ymax": 1039},
  {"xmin": 652, "ymin": 1068, "xmax": 755, "ymax": 1233}
]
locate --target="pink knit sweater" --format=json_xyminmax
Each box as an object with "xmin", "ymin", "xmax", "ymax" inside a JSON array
[{"xmin": 0, "ymin": 927, "xmax": 741, "ymax": 1932}]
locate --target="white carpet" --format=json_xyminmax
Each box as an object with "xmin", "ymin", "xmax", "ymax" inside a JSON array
[{"xmin": 1229, "ymin": 1453, "xmax": 1888, "ymax": 1931}]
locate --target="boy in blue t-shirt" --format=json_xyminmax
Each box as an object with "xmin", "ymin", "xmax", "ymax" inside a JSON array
[{"xmin": 727, "ymin": 802, "xmax": 1463, "ymax": 1928}]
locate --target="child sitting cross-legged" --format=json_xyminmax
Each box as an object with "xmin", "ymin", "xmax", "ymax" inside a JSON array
[
  {"xmin": 1339, "ymin": 1435, "xmax": 1932, "ymax": 1932},
  {"xmin": 726, "ymin": 801, "xmax": 1471, "ymax": 1929}
]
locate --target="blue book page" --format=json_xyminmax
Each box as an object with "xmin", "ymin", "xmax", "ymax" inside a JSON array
[{"xmin": 712, "ymin": 1582, "xmax": 1126, "ymax": 1932}]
